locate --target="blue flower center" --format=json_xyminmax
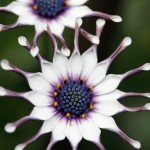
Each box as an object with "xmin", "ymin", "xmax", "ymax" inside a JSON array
[
  {"xmin": 32, "ymin": 0, "xmax": 68, "ymax": 19},
  {"xmin": 53, "ymin": 80, "xmax": 93, "ymax": 118}
]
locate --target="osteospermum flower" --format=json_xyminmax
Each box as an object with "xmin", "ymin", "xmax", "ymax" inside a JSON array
[
  {"xmin": 0, "ymin": 18, "xmax": 150, "ymax": 150},
  {"xmin": 0, "ymin": 0, "xmax": 122, "ymax": 56}
]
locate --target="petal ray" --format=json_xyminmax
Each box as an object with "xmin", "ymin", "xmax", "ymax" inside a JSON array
[
  {"xmin": 66, "ymin": 119, "xmax": 82, "ymax": 150},
  {"xmin": 89, "ymin": 112, "xmax": 141, "ymax": 149},
  {"xmin": 94, "ymin": 63, "xmax": 150, "ymax": 94}
]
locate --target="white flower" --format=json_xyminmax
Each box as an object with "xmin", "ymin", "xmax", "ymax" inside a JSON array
[
  {"xmin": 0, "ymin": 0, "xmax": 122, "ymax": 56},
  {"xmin": 0, "ymin": 18, "xmax": 150, "ymax": 150}
]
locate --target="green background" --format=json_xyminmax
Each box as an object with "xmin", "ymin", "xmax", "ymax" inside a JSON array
[{"xmin": 0, "ymin": 0, "xmax": 150, "ymax": 150}]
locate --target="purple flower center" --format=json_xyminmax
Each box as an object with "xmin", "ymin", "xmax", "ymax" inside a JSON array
[
  {"xmin": 53, "ymin": 79, "xmax": 94, "ymax": 118},
  {"xmin": 32, "ymin": 0, "xmax": 69, "ymax": 19}
]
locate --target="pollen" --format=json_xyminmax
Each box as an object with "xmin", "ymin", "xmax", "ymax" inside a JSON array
[
  {"xmin": 33, "ymin": 5, "xmax": 38, "ymax": 10},
  {"xmin": 66, "ymin": 113, "xmax": 71, "ymax": 117},
  {"xmin": 81, "ymin": 77, "xmax": 85, "ymax": 82},
  {"xmin": 54, "ymin": 101, "xmax": 59, "ymax": 107},
  {"xmin": 57, "ymin": 84, "xmax": 61, "ymax": 89},
  {"xmin": 53, "ymin": 92, "xmax": 58, "ymax": 97},
  {"xmin": 65, "ymin": 0, "xmax": 69, "ymax": 5},
  {"xmin": 89, "ymin": 86, "xmax": 93, "ymax": 91},
  {"xmin": 81, "ymin": 114, "xmax": 86, "ymax": 118},
  {"xmin": 89, "ymin": 104, "xmax": 94, "ymax": 109}
]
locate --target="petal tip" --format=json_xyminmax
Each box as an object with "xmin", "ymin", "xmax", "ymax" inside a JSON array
[
  {"xmin": 145, "ymin": 93, "xmax": 150, "ymax": 98},
  {"xmin": 132, "ymin": 141, "xmax": 141, "ymax": 149},
  {"xmin": 18, "ymin": 36, "xmax": 27, "ymax": 46},
  {"xmin": 91, "ymin": 36, "xmax": 100, "ymax": 45},
  {"xmin": 4, "ymin": 123, "xmax": 16, "ymax": 133},
  {"xmin": 123, "ymin": 37, "xmax": 132, "ymax": 47},
  {"xmin": 0, "ymin": 86, "xmax": 7, "ymax": 96},
  {"xmin": 96, "ymin": 19, "xmax": 106, "ymax": 27},
  {"xmin": 61, "ymin": 46, "xmax": 71, "ymax": 57},
  {"xmin": 1, "ymin": 59, "xmax": 11, "ymax": 70},
  {"xmin": 144, "ymin": 103, "xmax": 150, "ymax": 110},
  {"xmin": 142, "ymin": 63, "xmax": 150, "ymax": 71},
  {"xmin": 76, "ymin": 18, "xmax": 83, "ymax": 27},
  {"xmin": 0, "ymin": 24, "xmax": 4, "ymax": 32},
  {"xmin": 111, "ymin": 15, "xmax": 122, "ymax": 22},
  {"xmin": 15, "ymin": 144, "xmax": 25, "ymax": 150},
  {"xmin": 30, "ymin": 46, "xmax": 39, "ymax": 57}
]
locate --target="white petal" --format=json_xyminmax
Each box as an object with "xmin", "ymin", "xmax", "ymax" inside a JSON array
[
  {"xmin": 89, "ymin": 112, "xmax": 119, "ymax": 130},
  {"xmin": 30, "ymin": 45, "xmax": 39, "ymax": 57},
  {"xmin": 86, "ymin": 61, "xmax": 109, "ymax": 86},
  {"xmin": 18, "ymin": 36, "xmax": 28, "ymax": 47},
  {"xmin": 0, "ymin": 87, "xmax": 7, "ymax": 96},
  {"xmin": 18, "ymin": 12, "xmax": 37, "ymax": 25},
  {"xmin": 79, "ymin": 118, "xmax": 100, "ymax": 143},
  {"xmin": 61, "ymin": 46, "xmax": 71, "ymax": 57},
  {"xmin": 17, "ymin": 0, "xmax": 31, "ymax": 4},
  {"xmin": 93, "ymin": 90, "xmax": 125, "ymax": 101},
  {"xmin": 30, "ymin": 106, "xmax": 56, "ymax": 120},
  {"xmin": 58, "ymin": 14, "xmax": 76, "ymax": 28},
  {"xmin": 28, "ymin": 73, "xmax": 52, "ymax": 94},
  {"xmin": 23, "ymin": 91, "xmax": 53, "ymax": 106},
  {"xmin": 81, "ymin": 47, "xmax": 97, "ymax": 78},
  {"xmin": 89, "ymin": 112, "xmax": 141, "ymax": 149},
  {"xmin": 15, "ymin": 144, "xmax": 25, "ymax": 150},
  {"xmin": 68, "ymin": 6, "xmax": 92, "ymax": 18},
  {"xmin": 66, "ymin": 119, "xmax": 82, "ymax": 149},
  {"xmin": 93, "ymin": 63, "xmax": 150, "ymax": 94},
  {"xmin": 94, "ymin": 100, "xmax": 124, "ymax": 116},
  {"xmin": 7, "ymin": 2, "xmax": 30, "ymax": 16},
  {"xmin": 41, "ymin": 114, "xmax": 61, "ymax": 134},
  {"xmin": 5, "ymin": 123, "xmax": 16, "ymax": 133},
  {"xmin": 93, "ymin": 74, "xmax": 122, "ymax": 94},
  {"xmin": 34, "ymin": 19, "xmax": 45, "ymax": 33},
  {"xmin": 48, "ymin": 21, "xmax": 65, "ymax": 36},
  {"xmin": 53, "ymin": 52, "xmax": 68, "ymax": 78},
  {"xmin": 42, "ymin": 62, "xmax": 60, "ymax": 85},
  {"xmin": 35, "ymin": 19, "xmax": 64, "ymax": 35},
  {"xmin": 52, "ymin": 117, "xmax": 68, "ymax": 141},
  {"xmin": 68, "ymin": 0, "xmax": 88, "ymax": 6},
  {"xmin": 69, "ymin": 52, "xmax": 83, "ymax": 80},
  {"xmin": 13, "ymin": 115, "xmax": 61, "ymax": 150}
]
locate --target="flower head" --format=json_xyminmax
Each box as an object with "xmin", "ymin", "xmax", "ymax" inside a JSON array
[
  {"xmin": 0, "ymin": 0, "xmax": 122, "ymax": 56},
  {"xmin": 0, "ymin": 19, "xmax": 150, "ymax": 150}
]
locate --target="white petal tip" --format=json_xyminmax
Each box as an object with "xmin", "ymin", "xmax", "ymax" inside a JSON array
[
  {"xmin": 30, "ymin": 46, "xmax": 39, "ymax": 57},
  {"xmin": 132, "ymin": 141, "xmax": 141, "ymax": 149},
  {"xmin": 145, "ymin": 93, "xmax": 150, "ymax": 98},
  {"xmin": 142, "ymin": 63, "xmax": 150, "ymax": 71},
  {"xmin": 111, "ymin": 15, "xmax": 122, "ymax": 22},
  {"xmin": 18, "ymin": 36, "xmax": 27, "ymax": 46},
  {"xmin": 76, "ymin": 18, "xmax": 83, "ymax": 27},
  {"xmin": 4, "ymin": 123, "xmax": 16, "ymax": 133},
  {"xmin": 15, "ymin": 144, "xmax": 26, "ymax": 150},
  {"xmin": 91, "ymin": 36, "xmax": 100, "ymax": 45},
  {"xmin": 1, "ymin": 59, "xmax": 12, "ymax": 70},
  {"xmin": 61, "ymin": 47, "xmax": 71, "ymax": 57},
  {"xmin": 0, "ymin": 24, "xmax": 4, "ymax": 31},
  {"xmin": 123, "ymin": 37, "xmax": 132, "ymax": 47},
  {"xmin": 96, "ymin": 19, "xmax": 106, "ymax": 27},
  {"xmin": 0, "ymin": 86, "xmax": 7, "ymax": 96},
  {"xmin": 144, "ymin": 103, "xmax": 150, "ymax": 110}
]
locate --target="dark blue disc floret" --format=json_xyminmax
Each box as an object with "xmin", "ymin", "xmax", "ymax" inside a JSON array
[
  {"xmin": 32, "ymin": 0, "xmax": 68, "ymax": 19},
  {"xmin": 53, "ymin": 80, "xmax": 93, "ymax": 118}
]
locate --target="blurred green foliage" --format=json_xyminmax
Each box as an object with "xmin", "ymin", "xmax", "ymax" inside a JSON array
[{"xmin": 0, "ymin": 0, "xmax": 150, "ymax": 150}]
